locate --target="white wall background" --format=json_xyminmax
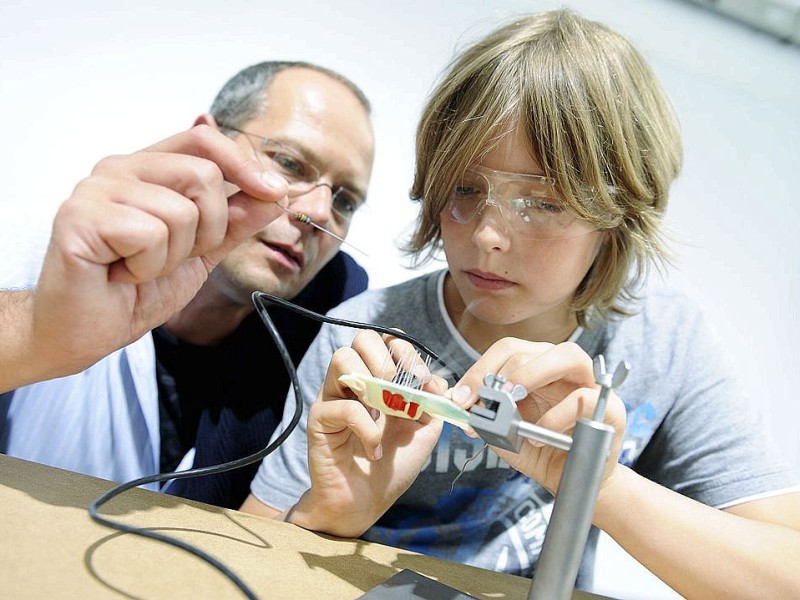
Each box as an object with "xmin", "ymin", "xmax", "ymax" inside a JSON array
[{"xmin": 1, "ymin": 1, "xmax": 798, "ymax": 598}]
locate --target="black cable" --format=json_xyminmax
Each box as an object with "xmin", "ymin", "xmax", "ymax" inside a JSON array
[
  {"xmin": 88, "ymin": 294, "xmax": 301, "ymax": 599},
  {"xmin": 87, "ymin": 290, "xmax": 445, "ymax": 599},
  {"xmin": 252, "ymin": 291, "xmax": 447, "ymax": 371}
]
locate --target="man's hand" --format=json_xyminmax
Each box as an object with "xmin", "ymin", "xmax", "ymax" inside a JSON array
[{"xmin": 1, "ymin": 125, "xmax": 287, "ymax": 391}]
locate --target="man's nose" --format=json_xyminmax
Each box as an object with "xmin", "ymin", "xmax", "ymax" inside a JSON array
[{"xmin": 290, "ymin": 183, "xmax": 333, "ymax": 227}]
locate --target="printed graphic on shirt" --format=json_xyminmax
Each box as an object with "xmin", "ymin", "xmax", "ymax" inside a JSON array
[
  {"xmin": 619, "ymin": 400, "xmax": 659, "ymax": 466},
  {"xmin": 364, "ymin": 425, "xmax": 555, "ymax": 577}
]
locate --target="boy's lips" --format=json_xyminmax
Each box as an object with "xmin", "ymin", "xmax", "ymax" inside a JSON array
[{"xmin": 465, "ymin": 269, "xmax": 515, "ymax": 290}]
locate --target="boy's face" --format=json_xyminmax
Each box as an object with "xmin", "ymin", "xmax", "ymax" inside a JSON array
[{"xmin": 439, "ymin": 125, "xmax": 604, "ymax": 344}]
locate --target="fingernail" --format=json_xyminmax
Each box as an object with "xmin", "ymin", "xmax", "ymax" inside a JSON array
[
  {"xmin": 261, "ymin": 169, "xmax": 288, "ymax": 191},
  {"xmin": 412, "ymin": 364, "xmax": 431, "ymax": 384},
  {"xmin": 452, "ymin": 385, "xmax": 472, "ymax": 408}
]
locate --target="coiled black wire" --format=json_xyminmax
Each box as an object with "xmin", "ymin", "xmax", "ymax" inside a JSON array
[{"xmin": 88, "ymin": 290, "xmax": 443, "ymax": 599}]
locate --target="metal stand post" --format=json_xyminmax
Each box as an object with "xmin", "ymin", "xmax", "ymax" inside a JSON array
[
  {"xmin": 527, "ymin": 417, "xmax": 614, "ymax": 600},
  {"xmin": 469, "ymin": 356, "xmax": 629, "ymax": 600}
]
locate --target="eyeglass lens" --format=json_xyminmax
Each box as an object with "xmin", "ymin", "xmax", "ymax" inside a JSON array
[
  {"xmin": 447, "ymin": 170, "xmax": 587, "ymax": 239},
  {"xmin": 260, "ymin": 142, "xmax": 361, "ymax": 229}
]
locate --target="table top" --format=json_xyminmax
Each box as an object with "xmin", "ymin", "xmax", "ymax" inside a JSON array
[{"xmin": 0, "ymin": 454, "xmax": 607, "ymax": 599}]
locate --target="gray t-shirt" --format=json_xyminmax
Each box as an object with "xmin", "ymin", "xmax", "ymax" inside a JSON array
[{"xmin": 252, "ymin": 269, "xmax": 796, "ymax": 580}]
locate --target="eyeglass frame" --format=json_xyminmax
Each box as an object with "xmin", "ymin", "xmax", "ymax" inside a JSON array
[
  {"xmin": 221, "ymin": 124, "xmax": 365, "ymax": 234},
  {"xmin": 443, "ymin": 164, "xmax": 597, "ymax": 240}
]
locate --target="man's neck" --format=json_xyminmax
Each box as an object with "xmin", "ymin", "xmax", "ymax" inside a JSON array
[{"xmin": 163, "ymin": 289, "xmax": 253, "ymax": 346}]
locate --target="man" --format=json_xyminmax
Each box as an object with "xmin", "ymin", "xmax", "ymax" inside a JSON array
[
  {"xmin": 159, "ymin": 62, "xmax": 374, "ymax": 508},
  {"xmin": 0, "ymin": 61, "xmax": 375, "ymax": 506}
]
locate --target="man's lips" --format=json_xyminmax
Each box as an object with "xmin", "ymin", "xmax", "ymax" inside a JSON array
[
  {"xmin": 465, "ymin": 269, "xmax": 515, "ymax": 290},
  {"xmin": 264, "ymin": 241, "xmax": 305, "ymax": 270}
]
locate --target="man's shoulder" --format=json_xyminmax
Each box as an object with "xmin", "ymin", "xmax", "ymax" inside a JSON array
[
  {"xmin": 324, "ymin": 270, "xmax": 445, "ymax": 339},
  {"xmin": 294, "ymin": 252, "xmax": 369, "ymax": 312},
  {"xmin": 333, "ymin": 270, "xmax": 441, "ymax": 308},
  {"xmin": 321, "ymin": 251, "xmax": 369, "ymax": 287}
]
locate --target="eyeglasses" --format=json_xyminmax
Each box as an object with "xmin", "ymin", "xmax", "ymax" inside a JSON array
[
  {"xmin": 222, "ymin": 125, "xmax": 364, "ymax": 235},
  {"xmin": 444, "ymin": 165, "xmax": 595, "ymax": 240}
]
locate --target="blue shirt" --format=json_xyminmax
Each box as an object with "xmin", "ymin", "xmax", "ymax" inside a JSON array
[
  {"xmin": 0, "ymin": 336, "xmax": 161, "ymax": 489},
  {"xmin": 0, "ymin": 203, "xmax": 161, "ymax": 488},
  {"xmin": 252, "ymin": 269, "xmax": 799, "ymax": 582}
]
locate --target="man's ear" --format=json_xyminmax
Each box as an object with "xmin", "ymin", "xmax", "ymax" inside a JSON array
[{"xmin": 193, "ymin": 113, "xmax": 218, "ymax": 128}]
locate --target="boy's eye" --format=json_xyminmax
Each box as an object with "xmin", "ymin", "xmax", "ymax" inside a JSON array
[
  {"xmin": 531, "ymin": 198, "xmax": 564, "ymax": 213},
  {"xmin": 454, "ymin": 186, "xmax": 475, "ymax": 196},
  {"xmin": 512, "ymin": 197, "xmax": 565, "ymax": 214},
  {"xmin": 452, "ymin": 184, "xmax": 485, "ymax": 198}
]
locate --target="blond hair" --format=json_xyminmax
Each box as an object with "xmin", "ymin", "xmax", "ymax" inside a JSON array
[{"xmin": 405, "ymin": 9, "xmax": 682, "ymax": 324}]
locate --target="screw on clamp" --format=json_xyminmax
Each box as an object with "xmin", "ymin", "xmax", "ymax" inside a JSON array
[
  {"xmin": 483, "ymin": 373, "xmax": 528, "ymax": 403},
  {"xmin": 468, "ymin": 373, "xmax": 528, "ymax": 452},
  {"xmin": 469, "ymin": 373, "xmax": 573, "ymax": 453},
  {"xmin": 592, "ymin": 355, "xmax": 630, "ymax": 421}
]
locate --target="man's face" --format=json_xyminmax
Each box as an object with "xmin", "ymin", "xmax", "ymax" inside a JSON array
[{"xmin": 212, "ymin": 68, "xmax": 374, "ymax": 304}]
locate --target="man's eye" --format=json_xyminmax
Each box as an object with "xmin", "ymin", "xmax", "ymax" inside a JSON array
[
  {"xmin": 268, "ymin": 152, "xmax": 309, "ymax": 180},
  {"xmin": 332, "ymin": 190, "xmax": 360, "ymax": 217}
]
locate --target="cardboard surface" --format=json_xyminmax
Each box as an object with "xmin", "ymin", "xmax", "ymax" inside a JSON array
[{"xmin": 0, "ymin": 454, "xmax": 607, "ymax": 599}]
